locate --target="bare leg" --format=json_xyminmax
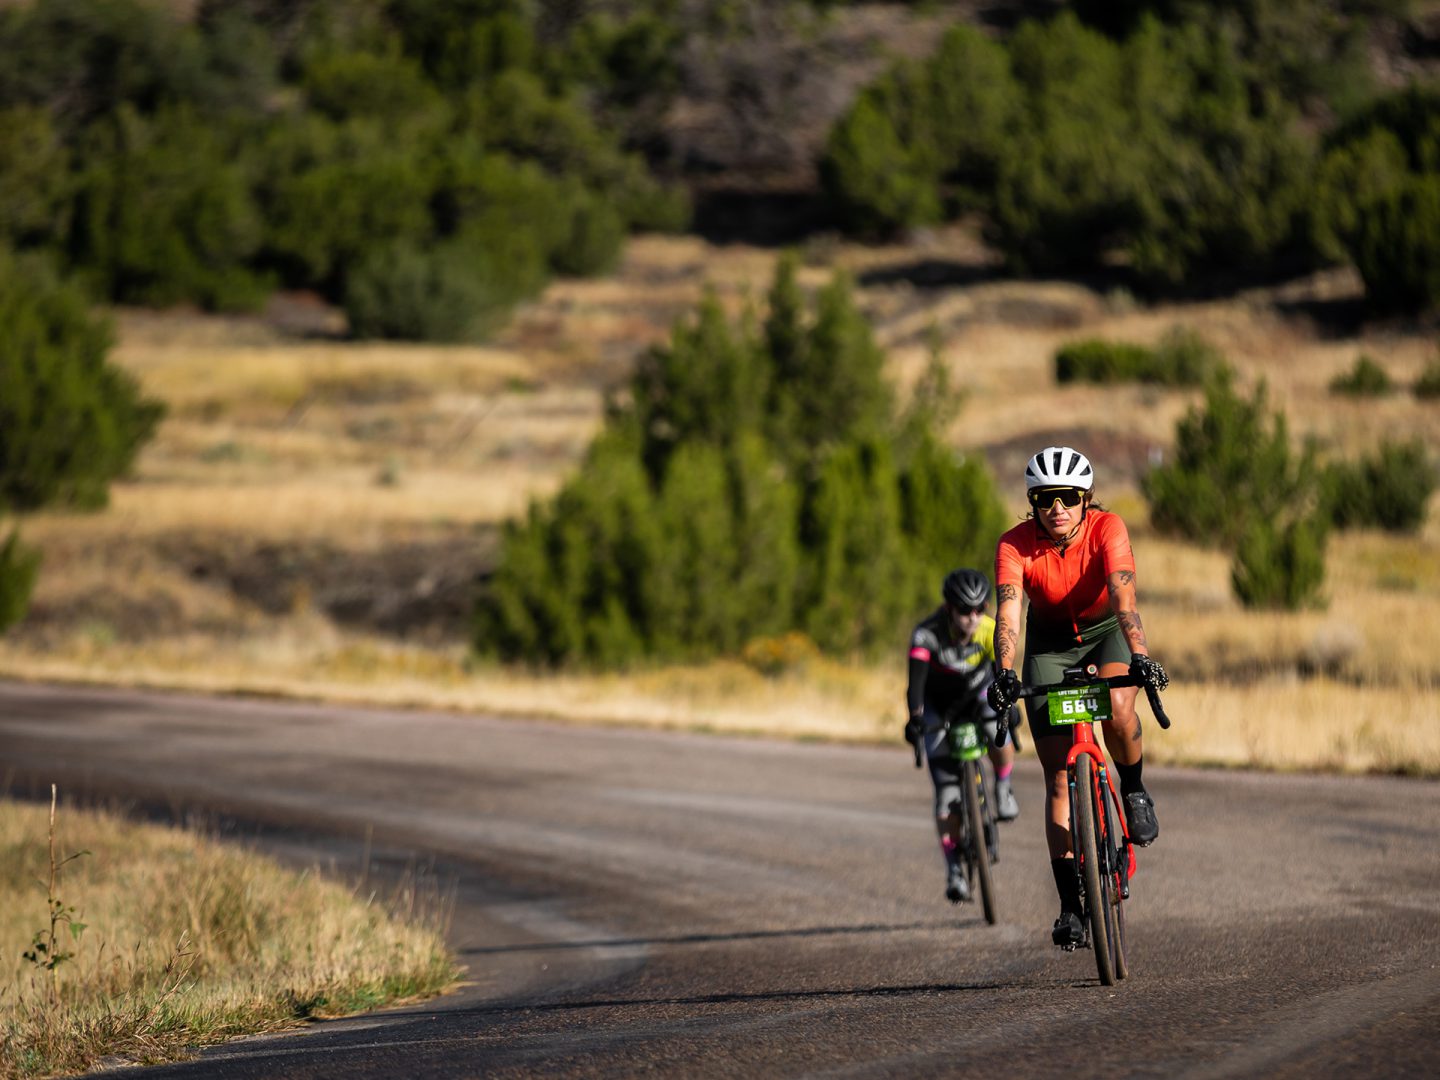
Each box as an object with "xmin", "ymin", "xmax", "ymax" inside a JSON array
[
  {"xmin": 1035, "ymin": 729, "xmax": 1072, "ymax": 860},
  {"xmin": 1097, "ymin": 664, "xmax": 1142, "ymax": 767}
]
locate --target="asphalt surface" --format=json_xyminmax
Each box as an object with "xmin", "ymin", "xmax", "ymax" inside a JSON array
[{"xmin": 0, "ymin": 681, "xmax": 1436, "ymax": 1079}]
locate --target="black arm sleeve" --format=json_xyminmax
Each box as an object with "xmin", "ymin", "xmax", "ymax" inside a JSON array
[{"xmin": 906, "ymin": 655, "xmax": 928, "ymax": 717}]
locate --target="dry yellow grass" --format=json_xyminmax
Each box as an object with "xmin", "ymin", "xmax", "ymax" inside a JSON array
[
  {"xmin": 2, "ymin": 231, "xmax": 1437, "ymax": 775},
  {"xmin": 0, "ymin": 794, "xmax": 456, "ymax": 1077}
]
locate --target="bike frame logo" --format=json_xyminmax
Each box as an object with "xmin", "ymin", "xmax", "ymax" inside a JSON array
[{"xmin": 1048, "ymin": 685, "xmax": 1113, "ymax": 725}]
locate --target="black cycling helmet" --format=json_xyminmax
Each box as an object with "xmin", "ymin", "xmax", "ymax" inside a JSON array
[{"xmin": 942, "ymin": 568, "xmax": 991, "ymax": 610}]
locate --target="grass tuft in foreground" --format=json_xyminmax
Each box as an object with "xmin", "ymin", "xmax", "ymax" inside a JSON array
[{"xmin": 0, "ymin": 789, "xmax": 458, "ymax": 1078}]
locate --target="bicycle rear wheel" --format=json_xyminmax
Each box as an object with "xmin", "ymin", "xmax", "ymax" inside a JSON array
[
  {"xmin": 1073, "ymin": 755, "xmax": 1116, "ymax": 985},
  {"xmin": 962, "ymin": 759, "xmax": 997, "ymax": 925}
]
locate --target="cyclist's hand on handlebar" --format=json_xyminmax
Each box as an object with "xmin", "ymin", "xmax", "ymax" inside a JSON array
[
  {"xmin": 1129, "ymin": 653, "xmax": 1169, "ymax": 692},
  {"xmin": 987, "ymin": 668, "xmax": 1021, "ymax": 714},
  {"xmin": 904, "ymin": 716, "xmax": 922, "ymax": 747}
]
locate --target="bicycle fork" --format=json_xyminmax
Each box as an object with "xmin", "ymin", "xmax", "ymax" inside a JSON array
[{"xmin": 1063, "ymin": 765, "xmax": 1091, "ymax": 950}]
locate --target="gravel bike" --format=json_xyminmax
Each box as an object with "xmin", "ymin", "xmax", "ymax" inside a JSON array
[
  {"xmin": 914, "ymin": 707, "xmax": 1015, "ymax": 925},
  {"xmin": 1004, "ymin": 664, "xmax": 1171, "ymax": 985}
]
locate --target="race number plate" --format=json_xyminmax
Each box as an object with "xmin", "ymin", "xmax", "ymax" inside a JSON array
[
  {"xmin": 1047, "ymin": 684, "xmax": 1113, "ymax": 726},
  {"xmin": 947, "ymin": 721, "xmax": 983, "ymax": 760}
]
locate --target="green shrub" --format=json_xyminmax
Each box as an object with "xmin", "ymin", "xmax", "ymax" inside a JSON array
[
  {"xmin": 68, "ymin": 107, "xmax": 271, "ymax": 310},
  {"xmin": 1415, "ymin": 356, "xmax": 1440, "ymax": 399},
  {"xmin": 1143, "ymin": 369, "xmax": 1319, "ymax": 548},
  {"xmin": 1153, "ymin": 327, "xmax": 1226, "ymax": 385},
  {"xmin": 1055, "ymin": 339, "xmax": 1158, "ymax": 384},
  {"xmin": 256, "ymin": 115, "xmax": 437, "ymax": 292},
  {"xmin": 0, "ymin": 251, "xmax": 163, "ymax": 512},
  {"xmin": 1323, "ymin": 439, "xmax": 1434, "ymax": 533},
  {"xmin": 343, "ymin": 240, "xmax": 513, "ymax": 343},
  {"xmin": 0, "ymin": 0, "xmax": 212, "ymax": 127},
  {"xmin": 1317, "ymin": 86, "xmax": 1440, "ymax": 315},
  {"xmin": 1350, "ymin": 174, "xmax": 1440, "ymax": 314},
  {"xmin": 1055, "ymin": 327, "xmax": 1221, "ymax": 386},
  {"xmin": 1230, "ymin": 512, "xmax": 1329, "ymax": 610},
  {"xmin": 0, "ymin": 527, "xmax": 40, "ymax": 632},
  {"xmin": 473, "ymin": 256, "xmax": 1007, "ymax": 667},
  {"xmin": 819, "ymin": 25, "xmax": 1017, "ymax": 237},
  {"xmin": 823, "ymin": 10, "xmax": 1322, "ymax": 284},
  {"xmin": 897, "ymin": 432, "xmax": 1008, "ymax": 600},
  {"xmin": 1329, "ymin": 354, "xmax": 1394, "ymax": 396},
  {"xmin": 302, "ymin": 46, "xmax": 447, "ymax": 125},
  {"xmin": 0, "ymin": 106, "xmax": 71, "ymax": 249}
]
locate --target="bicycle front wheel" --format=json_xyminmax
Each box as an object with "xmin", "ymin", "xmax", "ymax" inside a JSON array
[
  {"xmin": 1100, "ymin": 778, "xmax": 1129, "ymax": 981},
  {"xmin": 962, "ymin": 758, "xmax": 997, "ymax": 925},
  {"xmin": 1073, "ymin": 755, "xmax": 1116, "ymax": 985}
]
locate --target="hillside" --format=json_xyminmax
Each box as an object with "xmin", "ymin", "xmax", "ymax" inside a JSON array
[{"xmin": 2, "ymin": 224, "xmax": 1436, "ymax": 774}]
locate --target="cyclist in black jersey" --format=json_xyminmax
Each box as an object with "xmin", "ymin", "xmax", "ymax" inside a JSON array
[{"xmin": 905, "ymin": 569, "xmax": 1020, "ymax": 904}]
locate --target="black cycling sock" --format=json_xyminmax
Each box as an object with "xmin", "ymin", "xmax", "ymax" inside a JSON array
[
  {"xmin": 1050, "ymin": 857, "xmax": 1082, "ymax": 915},
  {"xmin": 1116, "ymin": 758, "xmax": 1145, "ymax": 798}
]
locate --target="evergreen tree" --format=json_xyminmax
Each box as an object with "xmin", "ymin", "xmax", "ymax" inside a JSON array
[
  {"xmin": 0, "ymin": 251, "xmax": 163, "ymax": 512},
  {"xmin": 0, "ymin": 250, "xmax": 165, "ymax": 631},
  {"xmin": 1143, "ymin": 369, "xmax": 1317, "ymax": 548},
  {"xmin": 474, "ymin": 257, "xmax": 1008, "ymax": 667}
]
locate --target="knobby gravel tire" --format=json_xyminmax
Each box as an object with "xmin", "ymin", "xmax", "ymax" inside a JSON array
[
  {"xmin": 1102, "ymin": 778, "xmax": 1129, "ymax": 981},
  {"xmin": 963, "ymin": 758, "xmax": 997, "ymax": 925},
  {"xmin": 1074, "ymin": 755, "xmax": 1116, "ymax": 985}
]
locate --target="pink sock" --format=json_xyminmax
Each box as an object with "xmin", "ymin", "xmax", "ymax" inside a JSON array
[
  {"xmin": 995, "ymin": 763, "xmax": 1013, "ymax": 781},
  {"xmin": 940, "ymin": 834, "xmax": 957, "ymax": 855}
]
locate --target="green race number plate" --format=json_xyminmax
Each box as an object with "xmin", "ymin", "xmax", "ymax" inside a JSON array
[
  {"xmin": 947, "ymin": 721, "xmax": 983, "ymax": 761},
  {"xmin": 1047, "ymin": 684, "xmax": 1113, "ymax": 726}
]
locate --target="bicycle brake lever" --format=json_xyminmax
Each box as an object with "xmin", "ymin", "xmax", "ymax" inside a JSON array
[{"xmin": 1145, "ymin": 684, "xmax": 1172, "ymax": 729}]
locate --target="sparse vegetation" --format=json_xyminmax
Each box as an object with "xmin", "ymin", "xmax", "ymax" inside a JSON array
[
  {"xmin": 0, "ymin": 792, "xmax": 456, "ymax": 1077},
  {"xmin": 1323, "ymin": 438, "xmax": 1436, "ymax": 533},
  {"xmin": 1416, "ymin": 355, "xmax": 1440, "ymax": 399},
  {"xmin": 1328, "ymin": 354, "xmax": 1394, "ymax": 396},
  {"xmin": 0, "ymin": 250, "xmax": 164, "ymax": 631},
  {"xmin": 473, "ymin": 255, "xmax": 1007, "ymax": 666},
  {"xmin": 1055, "ymin": 327, "xmax": 1223, "ymax": 386}
]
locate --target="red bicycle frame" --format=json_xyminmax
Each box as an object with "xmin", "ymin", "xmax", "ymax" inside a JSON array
[{"xmin": 1066, "ymin": 721, "xmax": 1136, "ymax": 884}]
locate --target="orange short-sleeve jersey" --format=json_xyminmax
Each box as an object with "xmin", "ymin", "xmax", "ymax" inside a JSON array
[{"xmin": 995, "ymin": 510, "xmax": 1136, "ymax": 643}]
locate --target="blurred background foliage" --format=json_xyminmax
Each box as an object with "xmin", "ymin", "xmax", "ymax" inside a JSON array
[
  {"xmin": 0, "ymin": 0, "xmax": 694, "ymax": 338},
  {"xmin": 0, "ymin": 0, "xmax": 1434, "ymax": 331},
  {"xmin": 822, "ymin": 1, "xmax": 1440, "ymax": 309},
  {"xmin": 0, "ymin": 0, "xmax": 1435, "ymax": 654}
]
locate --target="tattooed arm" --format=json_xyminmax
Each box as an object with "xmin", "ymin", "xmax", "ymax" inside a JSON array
[
  {"xmin": 1107, "ymin": 569, "xmax": 1149, "ymax": 656},
  {"xmin": 994, "ymin": 582, "xmax": 1022, "ymax": 671}
]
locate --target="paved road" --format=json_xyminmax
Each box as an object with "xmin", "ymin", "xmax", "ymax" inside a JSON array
[{"xmin": 0, "ymin": 681, "xmax": 1437, "ymax": 1079}]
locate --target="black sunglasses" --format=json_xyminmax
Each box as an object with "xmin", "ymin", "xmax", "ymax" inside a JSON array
[
  {"xmin": 946, "ymin": 603, "xmax": 984, "ymax": 617},
  {"xmin": 1028, "ymin": 487, "xmax": 1085, "ymax": 509}
]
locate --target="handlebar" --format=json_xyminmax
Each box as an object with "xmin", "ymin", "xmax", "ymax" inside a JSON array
[{"xmin": 993, "ymin": 666, "xmax": 1172, "ymax": 748}]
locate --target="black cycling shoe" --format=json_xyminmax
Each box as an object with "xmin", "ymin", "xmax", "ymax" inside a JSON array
[
  {"xmin": 1124, "ymin": 791, "xmax": 1160, "ymax": 846},
  {"xmin": 1051, "ymin": 911, "xmax": 1084, "ymax": 949},
  {"xmin": 945, "ymin": 864, "xmax": 971, "ymax": 904}
]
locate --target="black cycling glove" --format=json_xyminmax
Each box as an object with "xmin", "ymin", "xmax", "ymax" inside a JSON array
[
  {"xmin": 1130, "ymin": 653, "xmax": 1170, "ymax": 691},
  {"xmin": 904, "ymin": 716, "xmax": 922, "ymax": 747},
  {"xmin": 987, "ymin": 668, "xmax": 1021, "ymax": 713}
]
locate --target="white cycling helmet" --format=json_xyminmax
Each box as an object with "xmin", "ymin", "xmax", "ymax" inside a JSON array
[{"xmin": 1024, "ymin": 446, "xmax": 1094, "ymax": 490}]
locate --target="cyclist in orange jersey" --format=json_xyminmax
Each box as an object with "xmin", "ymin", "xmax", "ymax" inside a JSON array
[{"xmin": 986, "ymin": 446, "xmax": 1169, "ymax": 948}]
